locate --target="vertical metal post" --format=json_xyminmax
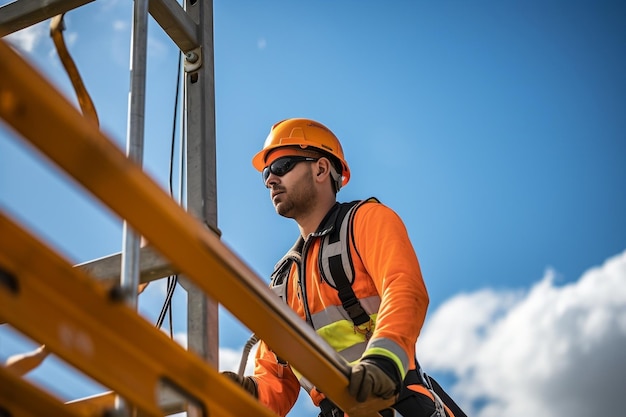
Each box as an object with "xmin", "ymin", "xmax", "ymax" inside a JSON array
[
  {"xmin": 120, "ymin": 0, "xmax": 149, "ymax": 308},
  {"xmin": 182, "ymin": 0, "xmax": 219, "ymax": 367},
  {"xmin": 118, "ymin": 0, "xmax": 149, "ymax": 414}
]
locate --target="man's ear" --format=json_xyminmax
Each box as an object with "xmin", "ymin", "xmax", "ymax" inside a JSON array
[{"xmin": 314, "ymin": 158, "xmax": 332, "ymax": 181}]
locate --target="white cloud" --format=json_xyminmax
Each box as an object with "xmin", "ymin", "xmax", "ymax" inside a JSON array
[
  {"xmin": 418, "ymin": 250, "xmax": 626, "ymax": 417},
  {"xmin": 65, "ymin": 31, "xmax": 78, "ymax": 48},
  {"xmin": 172, "ymin": 331, "xmax": 187, "ymax": 349},
  {"xmin": 5, "ymin": 21, "xmax": 47, "ymax": 53},
  {"xmin": 257, "ymin": 38, "xmax": 267, "ymax": 50},
  {"xmin": 112, "ymin": 19, "xmax": 129, "ymax": 32}
]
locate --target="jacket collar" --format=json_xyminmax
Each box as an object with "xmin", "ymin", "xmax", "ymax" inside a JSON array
[
  {"xmin": 310, "ymin": 202, "xmax": 341, "ymax": 238},
  {"xmin": 284, "ymin": 202, "xmax": 341, "ymax": 258}
]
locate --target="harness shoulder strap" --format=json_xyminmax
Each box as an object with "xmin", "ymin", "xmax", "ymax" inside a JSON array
[
  {"xmin": 318, "ymin": 198, "xmax": 378, "ymax": 327},
  {"xmin": 269, "ymin": 237, "xmax": 303, "ymax": 302}
]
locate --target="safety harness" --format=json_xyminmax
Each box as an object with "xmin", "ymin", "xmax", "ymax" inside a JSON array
[
  {"xmin": 315, "ymin": 199, "xmax": 459, "ymax": 417},
  {"xmin": 270, "ymin": 199, "xmax": 463, "ymax": 417},
  {"xmin": 318, "ymin": 199, "xmax": 375, "ymax": 334}
]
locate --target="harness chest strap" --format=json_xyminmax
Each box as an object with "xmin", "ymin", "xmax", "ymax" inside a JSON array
[{"xmin": 318, "ymin": 199, "xmax": 378, "ymax": 333}]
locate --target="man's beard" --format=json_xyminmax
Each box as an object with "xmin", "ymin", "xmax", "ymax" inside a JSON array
[{"xmin": 275, "ymin": 174, "xmax": 317, "ymax": 219}]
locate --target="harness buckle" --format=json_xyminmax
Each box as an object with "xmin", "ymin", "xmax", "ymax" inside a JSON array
[{"xmin": 353, "ymin": 318, "xmax": 373, "ymax": 341}]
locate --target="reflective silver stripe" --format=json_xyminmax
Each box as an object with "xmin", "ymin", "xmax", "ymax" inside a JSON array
[
  {"xmin": 355, "ymin": 296, "xmax": 380, "ymax": 316},
  {"xmin": 298, "ymin": 375, "xmax": 315, "ymax": 393},
  {"xmin": 270, "ymin": 279, "xmax": 287, "ymax": 301},
  {"xmin": 310, "ymin": 295, "xmax": 380, "ymax": 329},
  {"xmin": 311, "ymin": 305, "xmax": 345, "ymax": 329},
  {"xmin": 337, "ymin": 341, "xmax": 368, "ymax": 363},
  {"xmin": 319, "ymin": 206, "xmax": 354, "ymax": 286},
  {"xmin": 319, "ymin": 236, "xmax": 347, "ymax": 287},
  {"xmin": 365, "ymin": 337, "xmax": 409, "ymax": 374}
]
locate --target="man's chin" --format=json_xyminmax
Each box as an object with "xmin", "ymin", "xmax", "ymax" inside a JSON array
[{"xmin": 274, "ymin": 203, "xmax": 294, "ymax": 218}]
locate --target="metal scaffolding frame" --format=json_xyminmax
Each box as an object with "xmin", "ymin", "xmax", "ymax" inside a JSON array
[
  {"xmin": 1, "ymin": 0, "xmax": 219, "ymax": 365},
  {"xmin": 1, "ymin": 0, "xmax": 219, "ymax": 414}
]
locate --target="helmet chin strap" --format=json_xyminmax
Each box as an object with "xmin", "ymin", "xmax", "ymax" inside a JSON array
[{"xmin": 329, "ymin": 166, "xmax": 343, "ymax": 192}]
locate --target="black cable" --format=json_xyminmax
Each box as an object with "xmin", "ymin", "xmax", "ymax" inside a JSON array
[
  {"xmin": 156, "ymin": 51, "xmax": 183, "ymax": 334},
  {"xmin": 168, "ymin": 51, "xmax": 182, "ymax": 197},
  {"xmin": 156, "ymin": 274, "xmax": 178, "ymax": 331}
]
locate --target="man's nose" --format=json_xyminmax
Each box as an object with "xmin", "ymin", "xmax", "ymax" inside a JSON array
[{"xmin": 265, "ymin": 172, "xmax": 279, "ymax": 188}]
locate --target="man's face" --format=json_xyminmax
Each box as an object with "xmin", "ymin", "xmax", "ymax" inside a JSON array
[{"xmin": 264, "ymin": 156, "xmax": 318, "ymax": 219}]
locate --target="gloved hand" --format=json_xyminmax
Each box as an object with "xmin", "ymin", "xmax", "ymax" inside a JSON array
[
  {"xmin": 348, "ymin": 357, "xmax": 400, "ymax": 403},
  {"xmin": 222, "ymin": 371, "xmax": 258, "ymax": 398}
]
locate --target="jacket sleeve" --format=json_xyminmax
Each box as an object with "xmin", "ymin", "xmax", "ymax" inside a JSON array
[
  {"xmin": 353, "ymin": 202, "xmax": 429, "ymax": 377},
  {"xmin": 252, "ymin": 339, "xmax": 301, "ymax": 417}
]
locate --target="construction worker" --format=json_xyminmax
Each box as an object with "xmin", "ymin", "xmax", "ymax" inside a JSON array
[{"xmin": 224, "ymin": 118, "xmax": 446, "ymax": 417}]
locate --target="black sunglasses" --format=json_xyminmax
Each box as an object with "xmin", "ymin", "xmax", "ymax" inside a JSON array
[{"xmin": 262, "ymin": 156, "xmax": 319, "ymax": 183}]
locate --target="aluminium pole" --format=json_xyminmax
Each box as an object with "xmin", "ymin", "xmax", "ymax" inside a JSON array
[
  {"xmin": 120, "ymin": 0, "xmax": 149, "ymax": 307},
  {"xmin": 182, "ymin": 0, "xmax": 219, "ymax": 368},
  {"xmin": 118, "ymin": 0, "xmax": 149, "ymax": 414}
]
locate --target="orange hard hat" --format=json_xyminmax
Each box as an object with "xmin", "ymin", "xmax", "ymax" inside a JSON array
[{"xmin": 252, "ymin": 118, "xmax": 350, "ymax": 186}]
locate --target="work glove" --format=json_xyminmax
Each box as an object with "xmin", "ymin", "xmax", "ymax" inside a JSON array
[
  {"xmin": 348, "ymin": 357, "xmax": 401, "ymax": 403},
  {"xmin": 222, "ymin": 371, "xmax": 258, "ymax": 398}
]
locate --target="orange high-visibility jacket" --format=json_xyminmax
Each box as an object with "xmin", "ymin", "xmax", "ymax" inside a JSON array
[{"xmin": 252, "ymin": 200, "xmax": 429, "ymax": 416}]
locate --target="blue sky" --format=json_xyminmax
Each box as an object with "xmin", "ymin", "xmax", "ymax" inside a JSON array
[{"xmin": 1, "ymin": 1, "xmax": 625, "ymax": 416}]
